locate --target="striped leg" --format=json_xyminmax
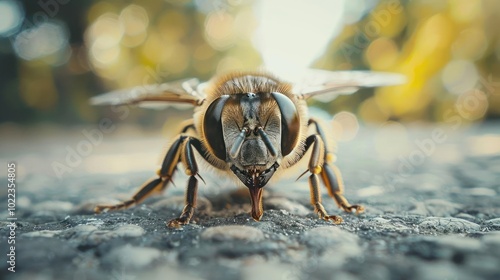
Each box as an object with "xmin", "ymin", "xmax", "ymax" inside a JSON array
[
  {"xmin": 94, "ymin": 135, "xmax": 185, "ymax": 213},
  {"xmin": 303, "ymin": 135, "xmax": 343, "ymax": 224},
  {"xmin": 95, "ymin": 134, "xmax": 208, "ymax": 228},
  {"xmin": 166, "ymin": 137, "xmax": 204, "ymax": 228},
  {"xmin": 308, "ymin": 119, "xmax": 364, "ymax": 214}
]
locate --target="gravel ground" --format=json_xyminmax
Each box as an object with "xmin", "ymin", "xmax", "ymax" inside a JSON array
[{"xmin": 1, "ymin": 123, "xmax": 499, "ymax": 280}]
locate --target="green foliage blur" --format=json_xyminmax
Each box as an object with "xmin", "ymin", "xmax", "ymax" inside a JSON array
[{"xmin": 1, "ymin": 0, "xmax": 499, "ymax": 126}]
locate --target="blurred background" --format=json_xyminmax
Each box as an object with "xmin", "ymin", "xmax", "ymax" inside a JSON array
[{"xmin": 1, "ymin": 0, "xmax": 499, "ymax": 128}]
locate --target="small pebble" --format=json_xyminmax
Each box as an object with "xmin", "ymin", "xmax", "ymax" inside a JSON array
[
  {"xmin": 103, "ymin": 244, "xmax": 161, "ymax": 269},
  {"xmin": 57, "ymin": 224, "xmax": 145, "ymax": 246},
  {"xmin": 22, "ymin": 230, "xmax": 62, "ymax": 238},
  {"xmin": 302, "ymin": 226, "xmax": 359, "ymax": 247},
  {"xmin": 464, "ymin": 187, "xmax": 496, "ymax": 196},
  {"xmin": 112, "ymin": 224, "xmax": 146, "ymax": 237},
  {"xmin": 419, "ymin": 217, "xmax": 480, "ymax": 233},
  {"xmin": 485, "ymin": 218, "xmax": 500, "ymax": 230},
  {"xmin": 264, "ymin": 197, "xmax": 309, "ymax": 216},
  {"xmin": 364, "ymin": 217, "xmax": 410, "ymax": 232},
  {"xmin": 201, "ymin": 225, "xmax": 264, "ymax": 242},
  {"xmin": 302, "ymin": 226, "xmax": 361, "ymax": 267},
  {"xmin": 410, "ymin": 199, "xmax": 462, "ymax": 216},
  {"xmin": 59, "ymin": 225, "xmax": 99, "ymax": 239}
]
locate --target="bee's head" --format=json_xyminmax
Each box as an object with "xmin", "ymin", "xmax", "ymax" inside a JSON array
[{"xmin": 203, "ymin": 91, "xmax": 300, "ymax": 220}]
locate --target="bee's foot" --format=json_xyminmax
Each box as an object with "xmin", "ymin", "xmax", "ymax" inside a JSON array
[
  {"xmin": 342, "ymin": 204, "xmax": 365, "ymax": 214},
  {"xmin": 316, "ymin": 208, "xmax": 343, "ymax": 224},
  {"xmin": 94, "ymin": 205, "xmax": 117, "ymax": 214},
  {"xmin": 320, "ymin": 214, "xmax": 343, "ymax": 224},
  {"xmin": 94, "ymin": 199, "xmax": 135, "ymax": 214},
  {"xmin": 167, "ymin": 217, "xmax": 190, "ymax": 228}
]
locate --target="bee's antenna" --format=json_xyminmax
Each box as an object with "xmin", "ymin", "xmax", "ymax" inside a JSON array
[
  {"xmin": 256, "ymin": 127, "xmax": 277, "ymax": 157},
  {"xmin": 229, "ymin": 128, "xmax": 248, "ymax": 159}
]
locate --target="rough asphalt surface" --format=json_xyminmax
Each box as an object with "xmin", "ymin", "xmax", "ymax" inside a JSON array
[{"xmin": 1, "ymin": 123, "xmax": 499, "ymax": 280}]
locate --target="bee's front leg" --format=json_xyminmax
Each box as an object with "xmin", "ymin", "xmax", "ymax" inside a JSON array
[
  {"xmin": 95, "ymin": 134, "xmax": 207, "ymax": 228},
  {"xmin": 166, "ymin": 137, "xmax": 204, "ymax": 228}
]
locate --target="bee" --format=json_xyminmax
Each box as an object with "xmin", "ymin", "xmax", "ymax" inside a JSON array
[{"xmin": 92, "ymin": 69, "xmax": 405, "ymax": 227}]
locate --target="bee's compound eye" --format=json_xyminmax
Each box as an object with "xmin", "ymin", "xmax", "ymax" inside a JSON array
[
  {"xmin": 203, "ymin": 95, "xmax": 230, "ymax": 160},
  {"xmin": 270, "ymin": 92, "xmax": 300, "ymax": 156}
]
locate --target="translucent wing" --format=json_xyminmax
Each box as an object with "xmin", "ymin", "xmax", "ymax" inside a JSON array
[
  {"xmin": 90, "ymin": 78, "xmax": 206, "ymax": 109},
  {"xmin": 286, "ymin": 69, "xmax": 406, "ymax": 102}
]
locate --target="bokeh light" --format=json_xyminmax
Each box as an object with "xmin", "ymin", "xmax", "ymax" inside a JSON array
[
  {"xmin": 442, "ymin": 60, "xmax": 479, "ymax": 96},
  {"xmin": 1, "ymin": 0, "xmax": 499, "ymax": 125},
  {"xmin": 332, "ymin": 111, "xmax": 360, "ymax": 142},
  {"xmin": 13, "ymin": 22, "xmax": 69, "ymax": 63},
  {"xmin": 253, "ymin": 0, "xmax": 346, "ymax": 76},
  {"xmin": 86, "ymin": 13, "xmax": 124, "ymax": 67},
  {"xmin": 0, "ymin": 0, "xmax": 23, "ymax": 37}
]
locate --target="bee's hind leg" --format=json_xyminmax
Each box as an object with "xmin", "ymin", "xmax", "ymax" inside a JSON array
[
  {"xmin": 94, "ymin": 177, "xmax": 166, "ymax": 213},
  {"xmin": 94, "ymin": 119, "xmax": 210, "ymax": 228},
  {"xmin": 94, "ymin": 135, "xmax": 186, "ymax": 214},
  {"xmin": 308, "ymin": 119, "xmax": 364, "ymax": 214},
  {"xmin": 321, "ymin": 162, "xmax": 364, "ymax": 214}
]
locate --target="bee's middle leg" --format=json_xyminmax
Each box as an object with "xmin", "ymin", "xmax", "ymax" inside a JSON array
[
  {"xmin": 304, "ymin": 135, "xmax": 343, "ymax": 224},
  {"xmin": 308, "ymin": 119, "xmax": 364, "ymax": 214}
]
